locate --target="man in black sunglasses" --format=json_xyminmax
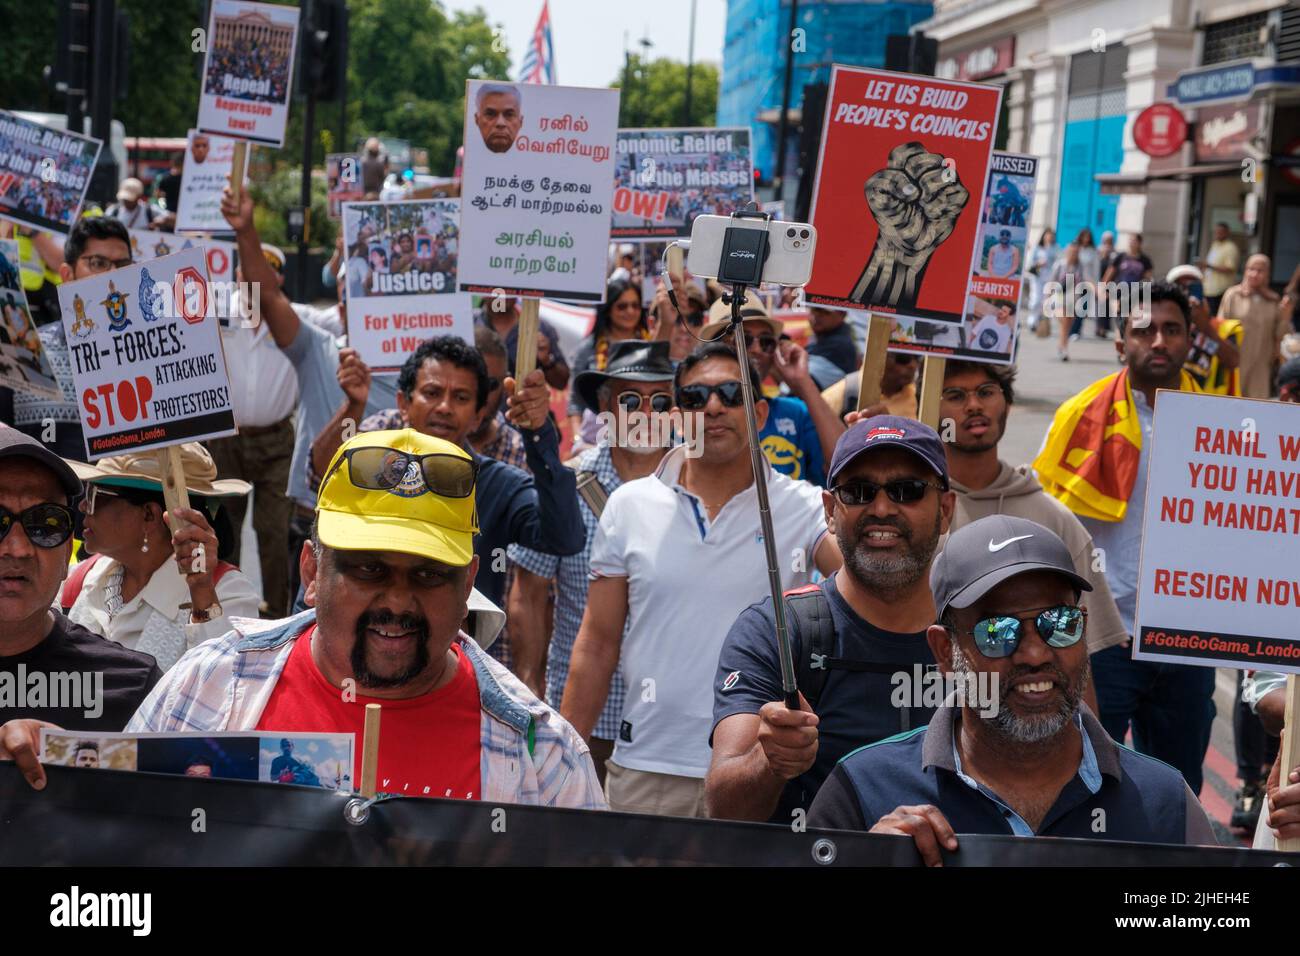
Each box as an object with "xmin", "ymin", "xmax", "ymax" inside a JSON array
[
  {"xmin": 0, "ymin": 429, "xmax": 161, "ymax": 750},
  {"xmin": 808, "ymin": 515, "xmax": 1216, "ymax": 857}
]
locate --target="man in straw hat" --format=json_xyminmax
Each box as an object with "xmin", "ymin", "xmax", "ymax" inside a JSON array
[{"xmin": 0, "ymin": 428, "xmax": 603, "ymax": 806}]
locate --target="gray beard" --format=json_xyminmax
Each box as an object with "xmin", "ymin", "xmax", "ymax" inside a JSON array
[
  {"xmin": 838, "ymin": 507, "xmax": 941, "ymax": 595},
  {"xmin": 950, "ymin": 643, "xmax": 1087, "ymax": 745}
]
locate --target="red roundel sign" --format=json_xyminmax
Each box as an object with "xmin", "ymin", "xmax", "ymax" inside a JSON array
[
  {"xmin": 1133, "ymin": 103, "xmax": 1188, "ymax": 158},
  {"xmin": 173, "ymin": 266, "xmax": 209, "ymax": 325}
]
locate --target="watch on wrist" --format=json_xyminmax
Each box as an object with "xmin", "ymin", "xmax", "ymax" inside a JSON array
[{"xmin": 185, "ymin": 601, "xmax": 224, "ymax": 624}]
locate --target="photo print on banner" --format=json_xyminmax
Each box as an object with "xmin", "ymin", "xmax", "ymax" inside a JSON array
[
  {"xmin": 457, "ymin": 79, "xmax": 620, "ymax": 301},
  {"xmin": 611, "ymin": 127, "xmax": 753, "ymax": 240},
  {"xmin": 196, "ymin": 0, "xmax": 300, "ymax": 148},
  {"xmin": 0, "ymin": 110, "xmax": 102, "ymax": 235},
  {"xmin": 885, "ymin": 152, "xmax": 1039, "ymax": 365},
  {"xmin": 804, "ymin": 66, "xmax": 1001, "ymax": 324},
  {"xmin": 175, "ymin": 129, "xmax": 248, "ymax": 234},
  {"xmin": 342, "ymin": 198, "xmax": 474, "ymax": 371},
  {"xmin": 55, "ymin": 247, "xmax": 236, "ymax": 459},
  {"xmin": 0, "ymin": 239, "xmax": 58, "ymax": 396}
]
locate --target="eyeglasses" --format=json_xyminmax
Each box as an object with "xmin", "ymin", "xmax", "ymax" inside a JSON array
[
  {"xmin": 0, "ymin": 503, "xmax": 75, "ymax": 548},
  {"xmin": 327, "ymin": 447, "xmax": 477, "ymax": 498},
  {"xmin": 949, "ymin": 604, "xmax": 1087, "ymax": 659},
  {"xmin": 84, "ymin": 484, "xmax": 124, "ymax": 515},
  {"xmin": 676, "ymin": 380, "xmax": 745, "ymax": 410},
  {"xmin": 78, "ymin": 254, "xmax": 133, "ymax": 274},
  {"xmin": 941, "ymin": 383, "xmax": 1003, "ymax": 404},
  {"xmin": 831, "ymin": 478, "xmax": 942, "ymax": 506},
  {"xmin": 743, "ymin": 332, "xmax": 777, "ymax": 354},
  {"xmin": 617, "ymin": 390, "xmax": 673, "ymax": 413}
]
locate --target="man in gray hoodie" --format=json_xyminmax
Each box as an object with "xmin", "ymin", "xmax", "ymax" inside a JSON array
[{"xmin": 934, "ymin": 360, "xmax": 1127, "ymax": 662}]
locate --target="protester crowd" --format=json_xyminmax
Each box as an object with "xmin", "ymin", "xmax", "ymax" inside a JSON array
[{"xmin": 1, "ymin": 156, "xmax": 1299, "ymax": 864}]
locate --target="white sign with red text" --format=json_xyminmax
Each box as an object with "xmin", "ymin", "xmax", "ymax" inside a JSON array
[{"xmin": 196, "ymin": 0, "xmax": 299, "ymax": 147}]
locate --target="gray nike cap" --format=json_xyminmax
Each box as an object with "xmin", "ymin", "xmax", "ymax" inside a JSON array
[{"xmin": 931, "ymin": 514, "xmax": 1092, "ymax": 618}]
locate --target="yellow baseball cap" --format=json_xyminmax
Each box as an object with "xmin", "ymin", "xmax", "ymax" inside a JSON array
[{"xmin": 316, "ymin": 429, "xmax": 479, "ymax": 566}]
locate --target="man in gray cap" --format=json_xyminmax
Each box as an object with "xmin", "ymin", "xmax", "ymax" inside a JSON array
[
  {"xmin": 0, "ymin": 429, "xmax": 161, "ymax": 765},
  {"xmin": 808, "ymin": 514, "xmax": 1216, "ymax": 859}
]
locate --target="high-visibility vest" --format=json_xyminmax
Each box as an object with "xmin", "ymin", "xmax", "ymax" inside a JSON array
[{"xmin": 16, "ymin": 233, "xmax": 62, "ymax": 292}]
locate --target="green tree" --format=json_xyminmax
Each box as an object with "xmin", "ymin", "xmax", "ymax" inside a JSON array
[{"xmin": 613, "ymin": 55, "xmax": 719, "ymax": 128}]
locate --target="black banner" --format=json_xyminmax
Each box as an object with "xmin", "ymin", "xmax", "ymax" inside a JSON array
[{"xmin": 2, "ymin": 764, "xmax": 1296, "ymax": 867}]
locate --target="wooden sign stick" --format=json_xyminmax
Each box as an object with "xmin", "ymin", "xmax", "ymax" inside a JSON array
[
  {"xmin": 155, "ymin": 447, "xmax": 191, "ymax": 535},
  {"xmin": 513, "ymin": 298, "xmax": 541, "ymax": 388},
  {"xmin": 855, "ymin": 314, "xmax": 891, "ymax": 411},
  {"xmin": 1279, "ymin": 675, "xmax": 1300, "ymax": 852},
  {"xmin": 918, "ymin": 356, "xmax": 947, "ymax": 431},
  {"xmin": 230, "ymin": 141, "xmax": 248, "ymax": 206},
  {"xmin": 359, "ymin": 703, "xmax": 382, "ymax": 799}
]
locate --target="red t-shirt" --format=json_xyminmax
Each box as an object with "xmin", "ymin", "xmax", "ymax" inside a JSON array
[{"xmin": 256, "ymin": 626, "xmax": 482, "ymax": 800}]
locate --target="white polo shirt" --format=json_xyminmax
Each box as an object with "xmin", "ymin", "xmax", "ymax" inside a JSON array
[{"xmin": 589, "ymin": 444, "xmax": 828, "ymax": 778}]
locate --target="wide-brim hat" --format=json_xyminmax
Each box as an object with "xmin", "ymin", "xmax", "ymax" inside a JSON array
[
  {"xmin": 700, "ymin": 289, "xmax": 782, "ymax": 342},
  {"xmin": 68, "ymin": 442, "xmax": 250, "ymax": 498},
  {"xmin": 573, "ymin": 340, "xmax": 676, "ymax": 413}
]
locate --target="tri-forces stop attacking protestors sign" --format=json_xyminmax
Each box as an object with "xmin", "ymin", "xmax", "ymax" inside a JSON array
[
  {"xmin": 56, "ymin": 248, "xmax": 236, "ymax": 460},
  {"xmin": 804, "ymin": 66, "xmax": 1002, "ymax": 324},
  {"xmin": 1135, "ymin": 390, "xmax": 1300, "ymax": 674}
]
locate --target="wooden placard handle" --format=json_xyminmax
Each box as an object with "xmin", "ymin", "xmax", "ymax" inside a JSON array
[
  {"xmin": 1279, "ymin": 674, "xmax": 1300, "ymax": 852},
  {"xmin": 856, "ymin": 314, "xmax": 891, "ymax": 411},
  {"xmin": 513, "ymin": 298, "xmax": 541, "ymax": 390},
  {"xmin": 155, "ymin": 447, "xmax": 191, "ymax": 534},
  {"xmin": 359, "ymin": 702, "xmax": 381, "ymax": 799},
  {"xmin": 229, "ymin": 141, "xmax": 248, "ymax": 206},
  {"xmin": 918, "ymin": 356, "xmax": 947, "ymax": 431}
]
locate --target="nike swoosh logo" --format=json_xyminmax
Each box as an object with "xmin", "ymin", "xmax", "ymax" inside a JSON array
[{"xmin": 988, "ymin": 534, "xmax": 1033, "ymax": 552}]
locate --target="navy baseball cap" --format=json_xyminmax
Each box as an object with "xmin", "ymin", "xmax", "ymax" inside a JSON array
[
  {"xmin": 828, "ymin": 416, "xmax": 949, "ymax": 489},
  {"xmin": 931, "ymin": 515, "xmax": 1091, "ymax": 618}
]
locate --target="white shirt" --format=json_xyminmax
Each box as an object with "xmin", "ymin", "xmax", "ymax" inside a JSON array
[
  {"xmin": 968, "ymin": 314, "xmax": 1011, "ymax": 354},
  {"xmin": 67, "ymin": 556, "xmax": 262, "ymax": 672},
  {"xmin": 588, "ymin": 444, "xmax": 828, "ymax": 777}
]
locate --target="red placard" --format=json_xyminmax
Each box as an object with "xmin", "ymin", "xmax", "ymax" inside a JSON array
[
  {"xmin": 805, "ymin": 65, "xmax": 1002, "ymax": 325},
  {"xmin": 1133, "ymin": 103, "xmax": 1188, "ymax": 159}
]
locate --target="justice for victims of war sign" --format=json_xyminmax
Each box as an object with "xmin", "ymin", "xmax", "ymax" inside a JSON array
[
  {"xmin": 804, "ymin": 66, "xmax": 1002, "ymax": 324},
  {"xmin": 1135, "ymin": 389, "xmax": 1300, "ymax": 674},
  {"xmin": 56, "ymin": 247, "xmax": 236, "ymax": 460},
  {"xmin": 196, "ymin": 0, "xmax": 300, "ymax": 148}
]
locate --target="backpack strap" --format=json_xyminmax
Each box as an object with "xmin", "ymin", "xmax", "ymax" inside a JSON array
[
  {"xmin": 575, "ymin": 470, "xmax": 610, "ymax": 519},
  {"xmin": 61, "ymin": 554, "xmax": 102, "ymax": 613}
]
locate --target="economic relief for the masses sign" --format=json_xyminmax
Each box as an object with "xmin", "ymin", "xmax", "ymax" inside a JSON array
[
  {"xmin": 457, "ymin": 79, "xmax": 619, "ymax": 302},
  {"xmin": 0, "ymin": 110, "xmax": 102, "ymax": 235},
  {"xmin": 196, "ymin": 0, "xmax": 300, "ymax": 147},
  {"xmin": 1135, "ymin": 390, "xmax": 1300, "ymax": 673},
  {"xmin": 805, "ymin": 65, "xmax": 1001, "ymax": 324},
  {"xmin": 56, "ymin": 247, "xmax": 236, "ymax": 460}
]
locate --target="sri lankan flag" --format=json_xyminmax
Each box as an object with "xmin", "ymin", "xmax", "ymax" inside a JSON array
[{"xmin": 1034, "ymin": 368, "xmax": 1201, "ymax": 522}]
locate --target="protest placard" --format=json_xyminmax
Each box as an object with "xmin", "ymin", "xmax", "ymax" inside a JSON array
[
  {"xmin": 41, "ymin": 729, "xmax": 353, "ymax": 791},
  {"xmin": 327, "ymin": 152, "xmax": 364, "ymax": 218},
  {"xmin": 175, "ymin": 129, "xmax": 247, "ymax": 234},
  {"xmin": 56, "ymin": 247, "xmax": 236, "ymax": 459},
  {"xmin": 0, "ymin": 239, "xmax": 58, "ymax": 396},
  {"xmin": 0, "ymin": 110, "xmax": 102, "ymax": 235},
  {"xmin": 804, "ymin": 66, "xmax": 1001, "ymax": 323},
  {"xmin": 342, "ymin": 198, "xmax": 473, "ymax": 371},
  {"xmin": 457, "ymin": 79, "xmax": 620, "ymax": 302},
  {"xmin": 611, "ymin": 127, "xmax": 752, "ymax": 240},
  {"xmin": 196, "ymin": 0, "xmax": 300, "ymax": 148},
  {"xmin": 1134, "ymin": 390, "xmax": 1300, "ymax": 674},
  {"xmin": 127, "ymin": 229, "xmax": 237, "ymax": 286}
]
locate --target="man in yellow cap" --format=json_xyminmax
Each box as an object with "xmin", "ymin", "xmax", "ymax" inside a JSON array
[{"xmin": 0, "ymin": 428, "xmax": 604, "ymax": 807}]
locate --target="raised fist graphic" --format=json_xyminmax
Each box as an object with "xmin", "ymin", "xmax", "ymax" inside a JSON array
[{"xmin": 850, "ymin": 142, "xmax": 969, "ymax": 310}]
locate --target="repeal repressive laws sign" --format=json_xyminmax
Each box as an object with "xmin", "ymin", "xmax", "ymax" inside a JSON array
[
  {"xmin": 0, "ymin": 110, "xmax": 102, "ymax": 235},
  {"xmin": 611, "ymin": 127, "xmax": 753, "ymax": 240},
  {"xmin": 804, "ymin": 65, "xmax": 1001, "ymax": 324},
  {"xmin": 56, "ymin": 247, "xmax": 236, "ymax": 460},
  {"xmin": 342, "ymin": 198, "xmax": 473, "ymax": 371},
  {"xmin": 457, "ymin": 79, "xmax": 620, "ymax": 302},
  {"xmin": 196, "ymin": 0, "xmax": 300, "ymax": 148},
  {"xmin": 1135, "ymin": 390, "xmax": 1300, "ymax": 673}
]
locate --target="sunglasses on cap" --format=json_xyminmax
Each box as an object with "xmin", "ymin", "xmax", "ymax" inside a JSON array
[
  {"xmin": 676, "ymin": 380, "xmax": 745, "ymax": 410},
  {"xmin": 618, "ymin": 390, "xmax": 673, "ymax": 414},
  {"xmin": 831, "ymin": 478, "xmax": 941, "ymax": 506},
  {"xmin": 949, "ymin": 604, "xmax": 1087, "ymax": 659},
  {"xmin": 0, "ymin": 502, "xmax": 75, "ymax": 548},
  {"xmin": 327, "ymin": 446, "xmax": 477, "ymax": 498}
]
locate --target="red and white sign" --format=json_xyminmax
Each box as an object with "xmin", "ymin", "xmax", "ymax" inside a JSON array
[
  {"xmin": 805, "ymin": 65, "xmax": 1002, "ymax": 325},
  {"xmin": 1195, "ymin": 102, "xmax": 1261, "ymax": 163},
  {"xmin": 936, "ymin": 38, "xmax": 1015, "ymax": 82},
  {"xmin": 1132, "ymin": 103, "xmax": 1188, "ymax": 159},
  {"xmin": 196, "ymin": 0, "xmax": 300, "ymax": 148}
]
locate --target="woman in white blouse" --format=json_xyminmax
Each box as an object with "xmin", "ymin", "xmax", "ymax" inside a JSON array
[{"xmin": 63, "ymin": 443, "xmax": 261, "ymax": 671}]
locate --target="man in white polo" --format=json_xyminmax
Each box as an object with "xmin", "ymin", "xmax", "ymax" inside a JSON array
[{"xmin": 561, "ymin": 342, "xmax": 842, "ymax": 816}]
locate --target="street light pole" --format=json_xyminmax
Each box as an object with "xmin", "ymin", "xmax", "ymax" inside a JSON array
[
  {"xmin": 684, "ymin": 0, "xmax": 697, "ymax": 126},
  {"xmin": 773, "ymin": 0, "xmax": 800, "ymax": 204}
]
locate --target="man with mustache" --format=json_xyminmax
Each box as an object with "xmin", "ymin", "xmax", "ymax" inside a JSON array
[
  {"xmin": 1, "ymin": 429, "xmax": 604, "ymax": 807},
  {"xmin": 808, "ymin": 516, "xmax": 1217, "ymax": 858},
  {"xmin": 707, "ymin": 416, "xmax": 951, "ymax": 822}
]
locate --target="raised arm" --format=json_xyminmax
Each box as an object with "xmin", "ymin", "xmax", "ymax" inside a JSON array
[{"xmin": 219, "ymin": 185, "xmax": 300, "ymax": 348}]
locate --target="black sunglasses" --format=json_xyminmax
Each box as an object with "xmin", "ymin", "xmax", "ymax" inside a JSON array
[
  {"xmin": 743, "ymin": 332, "xmax": 777, "ymax": 354},
  {"xmin": 678, "ymin": 310, "xmax": 705, "ymax": 329},
  {"xmin": 949, "ymin": 604, "xmax": 1087, "ymax": 659},
  {"xmin": 831, "ymin": 478, "xmax": 941, "ymax": 506},
  {"xmin": 676, "ymin": 380, "xmax": 745, "ymax": 410},
  {"xmin": 0, "ymin": 503, "xmax": 75, "ymax": 548},
  {"xmin": 617, "ymin": 390, "xmax": 673, "ymax": 413},
  {"xmin": 327, "ymin": 447, "xmax": 477, "ymax": 498}
]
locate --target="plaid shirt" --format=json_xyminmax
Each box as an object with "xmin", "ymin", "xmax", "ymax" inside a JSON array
[
  {"xmin": 126, "ymin": 610, "xmax": 606, "ymax": 810},
  {"xmin": 508, "ymin": 445, "xmax": 626, "ymax": 740}
]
